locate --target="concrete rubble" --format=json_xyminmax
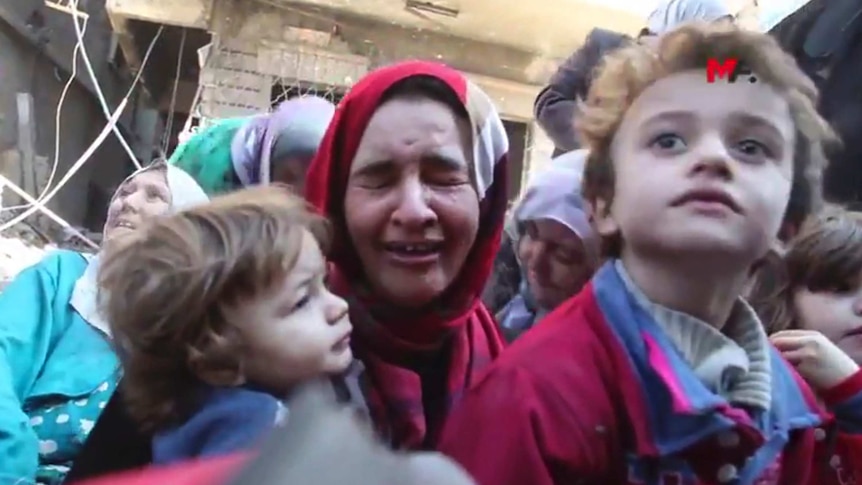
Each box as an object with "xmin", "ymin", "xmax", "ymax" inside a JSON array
[{"xmin": 0, "ymin": 212, "xmax": 99, "ymax": 289}]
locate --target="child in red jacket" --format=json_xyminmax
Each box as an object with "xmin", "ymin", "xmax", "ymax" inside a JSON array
[{"xmin": 438, "ymin": 22, "xmax": 862, "ymax": 485}]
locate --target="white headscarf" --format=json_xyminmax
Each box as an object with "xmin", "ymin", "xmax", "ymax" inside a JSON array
[
  {"xmin": 514, "ymin": 152, "xmax": 595, "ymax": 258},
  {"xmin": 506, "ymin": 149, "xmax": 590, "ymax": 238},
  {"xmin": 647, "ymin": 0, "xmax": 733, "ymax": 34},
  {"xmin": 758, "ymin": 0, "xmax": 812, "ymax": 32},
  {"xmin": 70, "ymin": 163, "xmax": 209, "ymax": 337}
]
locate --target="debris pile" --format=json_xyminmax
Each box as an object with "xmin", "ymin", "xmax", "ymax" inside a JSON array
[
  {"xmin": 0, "ymin": 212, "xmax": 99, "ymax": 289},
  {"xmin": 0, "ymin": 223, "xmax": 54, "ymax": 288}
]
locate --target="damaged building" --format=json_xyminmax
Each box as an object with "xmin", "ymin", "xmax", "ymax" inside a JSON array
[{"xmin": 1, "ymin": 0, "xmax": 761, "ymax": 237}]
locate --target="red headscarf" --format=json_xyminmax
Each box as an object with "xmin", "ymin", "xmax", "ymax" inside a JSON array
[{"xmin": 305, "ymin": 60, "xmax": 508, "ymax": 449}]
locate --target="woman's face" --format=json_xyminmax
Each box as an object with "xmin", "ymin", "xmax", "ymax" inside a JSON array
[
  {"xmin": 519, "ymin": 219, "xmax": 595, "ymax": 310},
  {"xmin": 272, "ymin": 155, "xmax": 313, "ymax": 194},
  {"xmin": 343, "ymin": 97, "xmax": 479, "ymax": 308},
  {"xmin": 103, "ymin": 169, "xmax": 171, "ymax": 243}
]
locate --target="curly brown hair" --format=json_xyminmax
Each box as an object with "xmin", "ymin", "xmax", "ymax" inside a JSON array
[
  {"xmin": 98, "ymin": 185, "xmax": 330, "ymax": 432},
  {"xmin": 751, "ymin": 209, "xmax": 862, "ymax": 334},
  {"xmin": 577, "ymin": 22, "xmax": 837, "ymax": 257}
]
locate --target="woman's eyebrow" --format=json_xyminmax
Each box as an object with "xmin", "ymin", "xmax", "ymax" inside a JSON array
[
  {"xmin": 421, "ymin": 153, "xmax": 467, "ymax": 171},
  {"xmin": 350, "ymin": 159, "xmax": 395, "ymax": 178}
]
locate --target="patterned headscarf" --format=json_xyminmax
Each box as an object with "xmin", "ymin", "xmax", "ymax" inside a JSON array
[
  {"xmin": 647, "ymin": 0, "xmax": 733, "ymax": 34},
  {"xmin": 70, "ymin": 162, "xmax": 208, "ymax": 336},
  {"xmin": 170, "ymin": 97, "xmax": 335, "ymax": 196},
  {"xmin": 305, "ymin": 60, "xmax": 508, "ymax": 449},
  {"xmin": 231, "ymin": 97, "xmax": 335, "ymax": 187}
]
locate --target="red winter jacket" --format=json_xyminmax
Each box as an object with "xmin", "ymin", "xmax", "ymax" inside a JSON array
[{"xmin": 439, "ymin": 263, "xmax": 862, "ymax": 485}]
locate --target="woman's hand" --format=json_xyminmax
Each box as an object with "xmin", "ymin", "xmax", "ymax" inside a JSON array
[{"xmin": 770, "ymin": 329, "xmax": 860, "ymax": 391}]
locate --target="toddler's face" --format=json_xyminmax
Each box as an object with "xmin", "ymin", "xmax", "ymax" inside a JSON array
[
  {"xmin": 794, "ymin": 273, "xmax": 862, "ymax": 364},
  {"xmin": 229, "ymin": 229, "xmax": 352, "ymax": 393},
  {"xmin": 594, "ymin": 70, "xmax": 795, "ymax": 266}
]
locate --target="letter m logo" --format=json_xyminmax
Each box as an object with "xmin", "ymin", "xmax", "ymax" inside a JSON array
[{"xmin": 706, "ymin": 58, "xmax": 738, "ymax": 83}]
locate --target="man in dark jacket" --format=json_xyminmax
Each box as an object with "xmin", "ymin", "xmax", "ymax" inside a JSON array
[
  {"xmin": 770, "ymin": 0, "xmax": 862, "ymax": 206},
  {"xmin": 533, "ymin": 29, "xmax": 630, "ymax": 157},
  {"xmin": 534, "ymin": 0, "xmax": 733, "ymax": 157}
]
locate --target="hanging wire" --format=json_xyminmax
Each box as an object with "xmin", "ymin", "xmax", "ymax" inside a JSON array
[
  {"xmin": 0, "ymin": 26, "xmax": 164, "ymax": 234},
  {"xmin": 162, "ymin": 27, "xmax": 187, "ymax": 155}
]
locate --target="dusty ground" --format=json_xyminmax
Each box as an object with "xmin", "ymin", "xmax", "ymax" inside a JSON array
[
  {"xmin": 0, "ymin": 213, "xmax": 99, "ymax": 288},
  {"xmin": 0, "ymin": 224, "xmax": 54, "ymax": 287}
]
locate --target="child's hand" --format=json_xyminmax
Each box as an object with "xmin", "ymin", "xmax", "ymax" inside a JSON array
[{"xmin": 770, "ymin": 329, "xmax": 860, "ymax": 391}]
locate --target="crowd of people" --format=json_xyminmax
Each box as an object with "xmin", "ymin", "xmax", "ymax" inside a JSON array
[{"xmin": 1, "ymin": 0, "xmax": 862, "ymax": 483}]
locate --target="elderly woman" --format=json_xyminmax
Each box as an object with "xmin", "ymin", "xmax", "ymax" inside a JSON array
[
  {"xmin": 0, "ymin": 161, "xmax": 207, "ymax": 484},
  {"xmin": 170, "ymin": 96, "xmax": 335, "ymax": 195},
  {"xmin": 497, "ymin": 154, "xmax": 600, "ymax": 342},
  {"xmin": 304, "ymin": 60, "xmax": 509, "ymax": 450},
  {"xmin": 483, "ymin": 148, "xmax": 593, "ymax": 314}
]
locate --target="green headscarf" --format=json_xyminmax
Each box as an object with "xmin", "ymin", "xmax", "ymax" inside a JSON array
[
  {"xmin": 169, "ymin": 97, "xmax": 336, "ymax": 197},
  {"xmin": 168, "ymin": 117, "xmax": 248, "ymax": 196}
]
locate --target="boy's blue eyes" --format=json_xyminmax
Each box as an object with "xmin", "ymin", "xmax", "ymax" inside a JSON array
[
  {"xmin": 651, "ymin": 133, "xmax": 684, "ymax": 149},
  {"xmin": 649, "ymin": 133, "xmax": 772, "ymax": 159},
  {"xmin": 737, "ymin": 139, "xmax": 771, "ymax": 157}
]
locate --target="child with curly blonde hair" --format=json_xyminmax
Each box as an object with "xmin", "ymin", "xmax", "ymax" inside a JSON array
[
  {"xmin": 98, "ymin": 185, "xmax": 355, "ymax": 464},
  {"xmin": 440, "ymin": 22, "xmax": 862, "ymax": 484}
]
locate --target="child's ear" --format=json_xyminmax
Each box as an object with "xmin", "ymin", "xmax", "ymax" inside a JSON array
[{"xmin": 588, "ymin": 197, "xmax": 620, "ymax": 239}]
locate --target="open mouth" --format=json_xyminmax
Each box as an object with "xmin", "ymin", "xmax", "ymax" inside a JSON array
[
  {"xmin": 331, "ymin": 334, "xmax": 351, "ymax": 353},
  {"xmin": 112, "ymin": 219, "xmax": 136, "ymax": 230},
  {"xmin": 383, "ymin": 241, "xmax": 443, "ymax": 264}
]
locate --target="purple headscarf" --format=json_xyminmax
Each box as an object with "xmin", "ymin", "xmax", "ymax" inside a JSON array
[{"xmin": 230, "ymin": 96, "xmax": 336, "ymax": 187}]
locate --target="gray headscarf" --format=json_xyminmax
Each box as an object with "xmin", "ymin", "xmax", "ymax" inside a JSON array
[
  {"xmin": 647, "ymin": 0, "xmax": 733, "ymax": 34},
  {"xmin": 511, "ymin": 150, "xmax": 593, "ymax": 256},
  {"xmin": 513, "ymin": 167, "xmax": 594, "ymax": 254},
  {"xmin": 499, "ymin": 151, "xmax": 598, "ymax": 333}
]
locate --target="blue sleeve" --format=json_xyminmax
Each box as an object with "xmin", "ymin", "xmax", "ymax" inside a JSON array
[
  {"xmin": 0, "ymin": 257, "xmax": 66, "ymax": 481},
  {"xmin": 153, "ymin": 391, "xmax": 280, "ymax": 464}
]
